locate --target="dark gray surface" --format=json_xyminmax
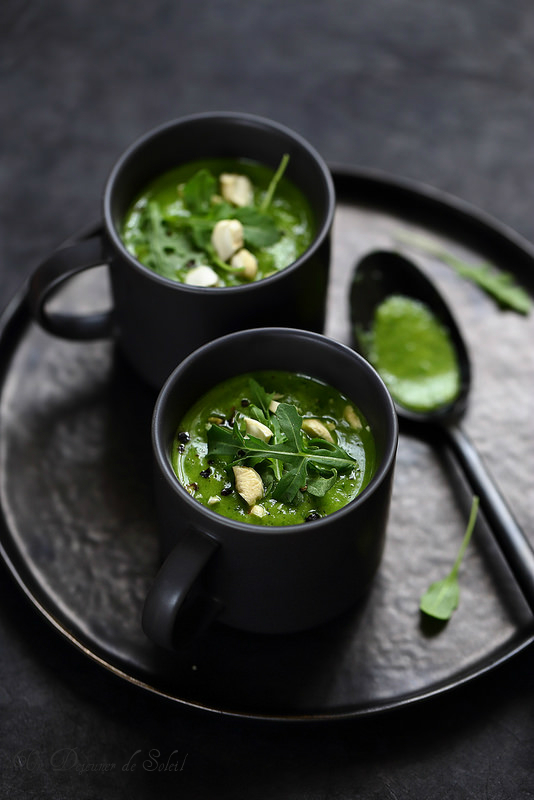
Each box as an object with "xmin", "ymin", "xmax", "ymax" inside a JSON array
[{"xmin": 1, "ymin": 1, "xmax": 534, "ymax": 797}]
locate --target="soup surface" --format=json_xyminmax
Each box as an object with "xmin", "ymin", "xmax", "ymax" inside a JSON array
[
  {"xmin": 121, "ymin": 157, "xmax": 315, "ymax": 287},
  {"xmin": 173, "ymin": 371, "xmax": 376, "ymax": 526}
]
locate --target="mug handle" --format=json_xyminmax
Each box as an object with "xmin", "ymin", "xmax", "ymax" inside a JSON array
[
  {"xmin": 27, "ymin": 230, "xmax": 115, "ymax": 340},
  {"xmin": 142, "ymin": 529, "xmax": 221, "ymax": 649}
]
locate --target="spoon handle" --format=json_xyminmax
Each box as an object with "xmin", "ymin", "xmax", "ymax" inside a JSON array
[{"xmin": 442, "ymin": 423, "xmax": 534, "ymax": 614}]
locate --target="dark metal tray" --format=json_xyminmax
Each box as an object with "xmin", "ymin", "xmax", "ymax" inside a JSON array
[{"xmin": 1, "ymin": 167, "xmax": 533, "ymax": 721}]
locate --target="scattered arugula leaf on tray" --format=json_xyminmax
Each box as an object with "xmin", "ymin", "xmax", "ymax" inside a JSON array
[
  {"xmin": 420, "ymin": 495, "xmax": 480, "ymax": 621},
  {"xmin": 396, "ymin": 231, "xmax": 531, "ymax": 315}
]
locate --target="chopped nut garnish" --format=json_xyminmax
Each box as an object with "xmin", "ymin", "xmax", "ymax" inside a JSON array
[
  {"xmin": 301, "ymin": 418, "xmax": 334, "ymax": 443},
  {"xmin": 220, "ymin": 173, "xmax": 254, "ymax": 207},
  {"xmin": 184, "ymin": 264, "xmax": 219, "ymax": 287},
  {"xmin": 211, "ymin": 219, "xmax": 244, "ymax": 261},
  {"xmin": 244, "ymin": 416, "xmax": 272, "ymax": 442},
  {"xmin": 230, "ymin": 248, "xmax": 258, "ymax": 280},
  {"xmin": 249, "ymin": 504, "xmax": 269, "ymax": 518},
  {"xmin": 344, "ymin": 405, "xmax": 362, "ymax": 430},
  {"xmin": 233, "ymin": 466, "xmax": 263, "ymax": 506}
]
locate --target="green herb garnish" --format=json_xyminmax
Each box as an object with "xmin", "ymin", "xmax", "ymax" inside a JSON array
[
  {"xmin": 124, "ymin": 156, "xmax": 292, "ymax": 285},
  {"xmin": 260, "ymin": 153, "xmax": 290, "ymax": 211},
  {"xmin": 207, "ymin": 380, "xmax": 356, "ymax": 504},
  {"xmin": 397, "ymin": 231, "xmax": 531, "ymax": 315},
  {"xmin": 420, "ymin": 495, "xmax": 479, "ymax": 621},
  {"xmin": 182, "ymin": 168, "xmax": 217, "ymax": 214},
  {"xmin": 230, "ymin": 206, "xmax": 281, "ymax": 248}
]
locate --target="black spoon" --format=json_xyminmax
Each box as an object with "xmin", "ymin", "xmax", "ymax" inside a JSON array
[{"xmin": 350, "ymin": 249, "xmax": 534, "ymax": 613}]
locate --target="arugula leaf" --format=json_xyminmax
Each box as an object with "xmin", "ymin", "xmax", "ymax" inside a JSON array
[
  {"xmin": 397, "ymin": 231, "xmax": 531, "ymax": 315},
  {"xmin": 141, "ymin": 203, "xmax": 201, "ymax": 278},
  {"xmin": 248, "ymin": 378, "xmax": 275, "ymax": 420},
  {"xmin": 441, "ymin": 255, "xmax": 531, "ymax": 315},
  {"xmin": 306, "ymin": 468, "xmax": 338, "ymax": 497},
  {"xmin": 420, "ymin": 495, "xmax": 479, "ymax": 621},
  {"xmin": 208, "ymin": 424, "xmax": 302, "ymax": 468},
  {"xmin": 261, "ymin": 153, "xmax": 290, "ymax": 211},
  {"xmin": 272, "ymin": 460, "xmax": 308, "ymax": 503},
  {"xmin": 275, "ymin": 403, "xmax": 303, "ymax": 451},
  {"xmin": 182, "ymin": 169, "xmax": 217, "ymax": 215},
  {"xmin": 304, "ymin": 439, "xmax": 358, "ymax": 472},
  {"xmin": 206, "ymin": 399, "xmax": 356, "ymax": 503},
  {"xmin": 233, "ymin": 206, "xmax": 282, "ymax": 248},
  {"xmin": 268, "ymin": 412, "xmax": 284, "ymax": 481}
]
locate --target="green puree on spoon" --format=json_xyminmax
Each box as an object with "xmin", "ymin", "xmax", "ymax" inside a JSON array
[{"xmin": 365, "ymin": 294, "xmax": 461, "ymax": 412}]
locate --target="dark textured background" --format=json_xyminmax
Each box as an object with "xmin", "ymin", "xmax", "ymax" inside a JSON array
[{"xmin": 1, "ymin": 1, "xmax": 533, "ymax": 797}]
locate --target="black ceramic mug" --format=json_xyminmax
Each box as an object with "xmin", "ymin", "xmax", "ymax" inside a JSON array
[
  {"xmin": 143, "ymin": 327, "xmax": 398, "ymax": 649},
  {"xmin": 27, "ymin": 112, "xmax": 335, "ymax": 388}
]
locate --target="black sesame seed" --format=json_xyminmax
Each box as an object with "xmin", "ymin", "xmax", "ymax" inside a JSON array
[
  {"xmin": 221, "ymin": 485, "xmax": 233, "ymax": 496},
  {"xmin": 240, "ymin": 398, "xmax": 250, "ymax": 407},
  {"xmin": 199, "ymin": 468, "xmax": 211, "ymax": 478},
  {"xmin": 305, "ymin": 511, "xmax": 321, "ymax": 522},
  {"xmin": 177, "ymin": 431, "xmax": 190, "ymax": 444}
]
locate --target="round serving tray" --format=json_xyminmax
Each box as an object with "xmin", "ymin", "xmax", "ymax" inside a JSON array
[{"xmin": 1, "ymin": 166, "xmax": 533, "ymax": 722}]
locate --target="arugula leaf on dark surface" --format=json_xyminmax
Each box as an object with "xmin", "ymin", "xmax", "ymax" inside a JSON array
[
  {"xmin": 441, "ymin": 255, "xmax": 531, "ymax": 314},
  {"xmin": 420, "ymin": 495, "xmax": 479, "ymax": 621},
  {"xmin": 397, "ymin": 231, "xmax": 531, "ymax": 315}
]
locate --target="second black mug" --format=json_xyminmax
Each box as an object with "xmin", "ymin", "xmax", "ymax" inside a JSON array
[{"xmin": 27, "ymin": 112, "xmax": 335, "ymax": 388}]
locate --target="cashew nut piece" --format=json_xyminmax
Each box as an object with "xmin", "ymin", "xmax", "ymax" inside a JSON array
[
  {"xmin": 233, "ymin": 466, "xmax": 264, "ymax": 506},
  {"xmin": 184, "ymin": 264, "xmax": 219, "ymax": 287},
  {"xmin": 220, "ymin": 173, "xmax": 253, "ymax": 207},
  {"xmin": 343, "ymin": 405, "xmax": 362, "ymax": 430},
  {"xmin": 230, "ymin": 248, "xmax": 258, "ymax": 280},
  {"xmin": 211, "ymin": 219, "xmax": 244, "ymax": 261},
  {"xmin": 249, "ymin": 504, "xmax": 269, "ymax": 518},
  {"xmin": 244, "ymin": 416, "xmax": 272, "ymax": 442},
  {"xmin": 302, "ymin": 418, "xmax": 334, "ymax": 443}
]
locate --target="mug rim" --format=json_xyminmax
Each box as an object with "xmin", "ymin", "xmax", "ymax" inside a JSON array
[
  {"xmin": 102, "ymin": 111, "xmax": 336, "ymax": 295},
  {"xmin": 152, "ymin": 327, "xmax": 398, "ymax": 535}
]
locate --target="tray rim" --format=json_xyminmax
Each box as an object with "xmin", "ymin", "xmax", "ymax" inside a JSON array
[{"xmin": 1, "ymin": 164, "xmax": 533, "ymax": 723}]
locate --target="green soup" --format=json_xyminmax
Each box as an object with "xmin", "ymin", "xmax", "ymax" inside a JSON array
[
  {"xmin": 121, "ymin": 157, "xmax": 315, "ymax": 287},
  {"xmin": 173, "ymin": 371, "xmax": 376, "ymax": 526},
  {"xmin": 364, "ymin": 295, "xmax": 461, "ymax": 412}
]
